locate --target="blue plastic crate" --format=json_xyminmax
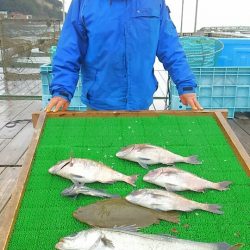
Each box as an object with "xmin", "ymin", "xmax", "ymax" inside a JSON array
[
  {"xmin": 40, "ymin": 64, "xmax": 86, "ymax": 111},
  {"xmin": 49, "ymin": 46, "xmax": 57, "ymax": 63},
  {"xmin": 170, "ymin": 67, "xmax": 250, "ymax": 118},
  {"xmin": 216, "ymin": 38, "xmax": 250, "ymax": 67}
]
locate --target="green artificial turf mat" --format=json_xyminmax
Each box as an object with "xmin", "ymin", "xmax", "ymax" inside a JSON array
[{"xmin": 7, "ymin": 115, "xmax": 250, "ymax": 249}]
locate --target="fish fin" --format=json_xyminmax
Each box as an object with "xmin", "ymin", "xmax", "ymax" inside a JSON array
[
  {"xmin": 139, "ymin": 157, "xmax": 151, "ymax": 161},
  {"xmin": 113, "ymin": 225, "xmax": 140, "ymax": 232},
  {"xmin": 203, "ymin": 204, "xmax": 224, "ymax": 214},
  {"xmin": 215, "ymin": 181, "xmax": 232, "ymax": 191},
  {"xmin": 96, "ymin": 188, "xmax": 120, "ymax": 197},
  {"xmin": 160, "ymin": 234, "xmax": 177, "ymax": 238},
  {"xmin": 192, "ymin": 188, "xmax": 205, "ymax": 193},
  {"xmin": 71, "ymin": 174, "xmax": 83, "ymax": 180},
  {"xmin": 69, "ymin": 194, "xmax": 78, "ymax": 199},
  {"xmin": 156, "ymin": 211, "xmax": 180, "ymax": 224},
  {"xmin": 88, "ymin": 235, "xmax": 103, "ymax": 250},
  {"xmin": 138, "ymin": 161, "xmax": 149, "ymax": 169},
  {"xmin": 137, "ymin": 144, "xmax": 157, "ymax": 151},
  {"xmin": 126, "ymin": 175, "xmax": 139, "ymax": 187},
  {"xmin": 164, "ymin": 183, "xmax": 179, "ymax": 191},
  {"xmin": 101, "ymin": 236, "xmax": 114, "ymax": 248},
  {"xmin": 93, "ymin": 189, "xmax": 120, "ymax": 198},
  {"xmin": 151, "ymin": 203, "xmax": 165, "ymax": 210},
  {"xmin": 61, "ymin": 184, "xmax": 77, "ymax": 197},
  {"xmin": 69, "ymin": 157, "xmax": 74, "ymax": 167},
  {"xmin": 184, "ymin": 155, "xmax": 202, "ymax": 165},
  {"xmin": 61, "ymin": 190, "xmax": 78, "ymax": 198}
]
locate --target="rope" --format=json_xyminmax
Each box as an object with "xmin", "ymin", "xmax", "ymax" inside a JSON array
[{"xmin": 5, "ymin": 119, "xmax": 32, "ymax": 128}]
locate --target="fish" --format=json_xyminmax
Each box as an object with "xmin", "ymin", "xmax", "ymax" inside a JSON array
[
  {"xmin": 61, "ymin": 184, "xmax": 120, "ymax": 198},
  {"xmin": 55, "ymin": 226, "xmax": 241, "ymax": 250},
  {"xmin": 73, "ymin": 198, "xmax": 179, "ymax": 228},
  {"xmin": 116, "ymin": 144, "xmax": 201, "ymax": 169},
  {"xmin": 125, "ymin": 189, "xmax": 223, "ymax": 214},
  {"xmin": 48, "ymin": 158, "xmax": 138, "ymax": 186},
  {"xmin": 143, "ymin": 167, "xmax": 232, "ymax": 192}
]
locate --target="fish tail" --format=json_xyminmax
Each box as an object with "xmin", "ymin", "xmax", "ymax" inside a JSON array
[
  {"xmin": 184, "ymin": 155, "xmax": 202, "ymax": 165},
  {"xmin": 61, "ymin": 185, "xmax": 77, "ymax": 197},
  {"xmin": 125, "ymin": 175, "xmax": 139, "ymax": 187},
  {"xmin": 216, "ymin": 243, "xmax": 243, "ymax": 250},
  {"xmin": 215, "ymin": 181, "xmax": 232, "ymax": 191},
  {"xmin": 229, "ymin": 243, "xmax": 244, "ymax": 250},
  {"xmin": 214, "ymin": 243, "xmax": 241, "ymax": 250},
  {"xmin": 202, "ymin": 204, "xmax": 224, "ymax": 214}
]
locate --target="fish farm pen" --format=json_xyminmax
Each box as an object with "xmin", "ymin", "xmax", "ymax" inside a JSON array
[{"xmin": 0, "ymin": 111, "xmax": 249, "ymax": 249}]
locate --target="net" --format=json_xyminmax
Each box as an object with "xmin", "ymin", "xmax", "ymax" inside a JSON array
[{"xmin": 180, "ymin": 36, "xmax": 224, "ymax": 67}]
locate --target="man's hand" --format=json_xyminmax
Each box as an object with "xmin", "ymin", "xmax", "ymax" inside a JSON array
[
  {"xmin": 45, "ymin": 96, "xmax": 70, "ymax": 112},
  {"xmin": 180, "ymin": 93, "xmax": 203, "ymax": 110}
]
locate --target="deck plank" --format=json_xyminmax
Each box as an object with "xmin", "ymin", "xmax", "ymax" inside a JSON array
[
  {"xmin": 0, "ymin": 167, "xmax": 21, "ymax": 224},
  {"xmin": 0, "ymin": 123, "xmax": 34, "ymax": 166},
  {"xmin": 0, "ymin": 139, "xmax": 11, "ymax": 152},
  {"xmin": 0, "ymin": 167, "xmax": 21, "ymax": 210},
  {"xmin": 228, "ymin": 119, "xmax": 250, "ymax": 155},
  {"xmin": 0, "ymin": 122, "xmax": 28, "ymax": 140},
  {"xmin": 0, "ymin": 167, "xmax": 6, "ymax": 175},
  {"xmin": 16, "ymin": 150, "xmax": 28, "ymax": 166},
  {"xmin": 0, "ymin": 101, "xmax": 41, "ymax": 139},
  {"xmin": 233, "ymin": 115, "xmax": 250, "ymax": 135},
  {"xmin": 0, "ymin": 79, "xmax": 40, "ymax": 96},
  {"xmin": 0, "ymin": 101, "xmax": 32, "ymax": 127}
]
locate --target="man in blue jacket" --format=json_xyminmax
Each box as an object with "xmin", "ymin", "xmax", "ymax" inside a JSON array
[{"xmin": 46, "ymin": 0, "xmax": 203, "ymax": 111}]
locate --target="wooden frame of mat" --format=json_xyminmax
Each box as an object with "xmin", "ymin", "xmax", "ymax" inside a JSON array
[{"xmin": 0, "ymin": 110, "xmax": 249, "ymax": 250}]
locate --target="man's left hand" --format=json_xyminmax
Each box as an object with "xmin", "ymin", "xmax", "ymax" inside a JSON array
[{"xmin": 180, "ymin": 93, "xmax": 203, "ymax": 110}]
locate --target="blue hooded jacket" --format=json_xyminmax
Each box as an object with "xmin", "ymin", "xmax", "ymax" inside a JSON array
[{"xmin": 51, "ymin": 0, "xmax": 196, "ymax": 110}]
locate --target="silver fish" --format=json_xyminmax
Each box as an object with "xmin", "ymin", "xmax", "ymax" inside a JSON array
[
  {"xmin": 55, "ymin": 226, "xmax": 240, "ymax": 250},
  {"xmin": 116, "ymin": 144, "xmax": 201, "ymax": 169},
  {"xmin": 48, "ymin": 158, "xmax": 138, "ymax": 186},
  {"xmin": 61, "ymin": 184, "xmax": 120, "ymax": 198},
  {"xmin": 143, "ymin": 167, "xmax": 232, "ymax": 192},
  {"xmin": 126, "ymin": 189, "xmax": 223, "ymax": 214}
]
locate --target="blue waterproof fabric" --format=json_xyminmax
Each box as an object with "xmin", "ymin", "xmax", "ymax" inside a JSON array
[{"xmin": 51, "ymin": 0, "xmax": 196, "ymax": 110}]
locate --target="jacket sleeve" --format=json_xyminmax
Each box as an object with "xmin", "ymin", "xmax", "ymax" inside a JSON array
[
  {"xmin": 156, "ymin": 2, "xmax": 197, "ymax": 96},
  {"xmin": 50, "ymin": 0, "xmax": 87, "ymax": 102}
]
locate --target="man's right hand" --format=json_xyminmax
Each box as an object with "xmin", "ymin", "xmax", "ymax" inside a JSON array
[{"xmin": 45, "ymin": 96, "xmax": 70, "ymax": 112}]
